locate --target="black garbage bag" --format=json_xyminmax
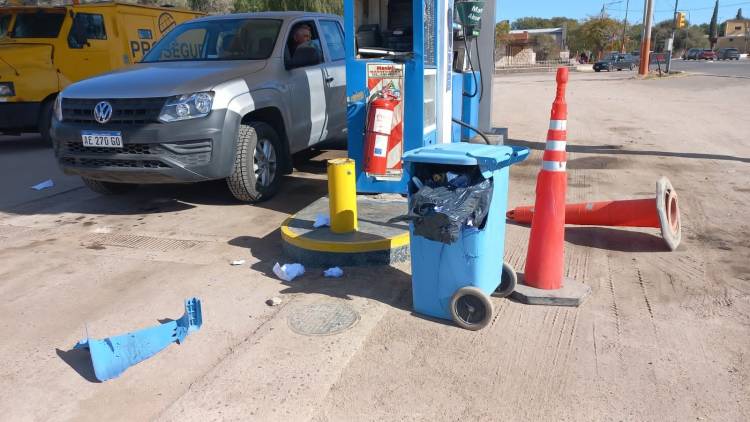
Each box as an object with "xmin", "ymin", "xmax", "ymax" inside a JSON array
[{"xmin": 407, "ymin": 178, "xmax": 493, "ymax": 244}]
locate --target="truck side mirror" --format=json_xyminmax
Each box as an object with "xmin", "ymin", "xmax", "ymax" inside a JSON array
[{"xmin": 287, "ymin": 45, "xmax": 320, "ymax": 69}]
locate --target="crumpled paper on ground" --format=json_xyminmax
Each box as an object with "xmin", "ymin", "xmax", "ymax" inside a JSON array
[
  {"xmin": 273, "ymin": 262, "xmax": 305, "ymax": 282},
  {"xmin": 323, "ymin": 267, "xmax": 344, "ymax": 278}
]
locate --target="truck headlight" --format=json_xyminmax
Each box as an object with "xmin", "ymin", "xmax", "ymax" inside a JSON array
[
  {"xmin": 54, "ymin": 94, "xmax": 63, "ymax": 122},
  {"xmin": 0, "ymin": 82, "xmax": 15, "ymax": 97},
  {"xmin": 158, "ymin": 92, "xmax": 214, "ymax": 123}
]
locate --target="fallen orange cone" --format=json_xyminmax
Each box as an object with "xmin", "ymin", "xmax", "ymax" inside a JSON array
[{"xmin": 507, "ymin": 176, "xmax": 681, "ymax": 251}]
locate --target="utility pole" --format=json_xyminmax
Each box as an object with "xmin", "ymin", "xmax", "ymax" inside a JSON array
[
  {"xmin": 666, "ymin": 0, "xmax": 679, "ymax": 73},
  {"xmin": 621, "ymin": 0, "xmax": 631, "ymax": 52},
  {"xmin": 638, "ymin": 0, "xmax": 655, "ymax": 76}
]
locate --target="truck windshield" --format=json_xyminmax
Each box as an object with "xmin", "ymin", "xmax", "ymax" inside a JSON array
[
  {"xmin": 11, "ymin": 12, "xmax": 65, "ymax": 38},
  {"xmin": 142, "ymin": 18, "xmax": 282, "ymax": 62},
  {"xmin": 0, "ymin": 14, "xmax": 11, "ymax": 38}
]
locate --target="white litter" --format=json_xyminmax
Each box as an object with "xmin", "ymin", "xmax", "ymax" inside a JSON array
[
  {"xmin": 273, "ymin": 262, "xmax": 305, "ymax": 282},
  {"xmin": 31, "ymin": 179, "xmax": 54, "ymax": 191},
  {"xmin": 230, "ymin": 259, "xmax": 246, "ymax": 266},
  {"xmin": 266, "ymin": 297, "xmax": 283, "ymax": 306},
  {"xmin": 313, "ymin": 214, "xmax": 330, "ymax": 228},
  {"xmin": 323, "ymin": 267, "xmax": 344, "ymax": 278}
]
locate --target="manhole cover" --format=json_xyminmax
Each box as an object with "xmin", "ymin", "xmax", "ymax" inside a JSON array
[{"xmin": 287, "ymin": 301, "xmax": 360, "ymax": 336}]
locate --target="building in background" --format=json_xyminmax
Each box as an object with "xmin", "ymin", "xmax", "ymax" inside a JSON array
[
  {"xmin": 495, "ymin": 27, "xmax": 568, "ymax": 67},
  {"xmin": 716, "ymin": 18, "xmax": 750, "ymax": 53}
]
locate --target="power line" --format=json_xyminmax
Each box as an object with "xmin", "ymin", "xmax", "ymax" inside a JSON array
[{"xmin": 609, "ymin": 0, "xmax": 750, "ymax": 13}]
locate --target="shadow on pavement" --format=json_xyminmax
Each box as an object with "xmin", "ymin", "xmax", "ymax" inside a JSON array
[
  {"xmin": 564, "ymin": 226, "xmax": 669, "ymax": 252},
  {"xmin": 507, "ymin": 220, "xmax": 669, "ymax": 252},
  {"xmin": 508, "ymin": 138, "xmax": 750, "ymax": 164},
  {"xmin": 231, "ymin": 229, "xmax": 414, "ymax": 311},
  {"xmin": 229, "ymin": 229, "xmax": 284, "ymax": 279},
  {"xmin": 4, "ymin": 172, "xmax": 327, "ymax": 217},
  {"xmin": 56, "ymin": 348, "xmax": 100, "ymax": 383},
  {"xmin": 0, "ymin": 135, "xmax": 51, "ymax": 153},
  {"xmin": 279, "ymin": 265, "xmax": 414, "ymax": 311}
]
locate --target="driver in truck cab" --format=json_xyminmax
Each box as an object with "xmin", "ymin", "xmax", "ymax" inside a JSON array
[{"xmin": 290, "ymin": 24, "xmax": 321, "ymax": 59}]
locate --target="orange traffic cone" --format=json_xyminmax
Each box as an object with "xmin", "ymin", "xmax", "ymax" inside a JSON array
[
  {"xmin": 507, "ymin": 177, "xmax": 681, "ymax": 251},
  {"xmin": 523, "ymin": 68, "xmax": 569, "ymax": 290}
]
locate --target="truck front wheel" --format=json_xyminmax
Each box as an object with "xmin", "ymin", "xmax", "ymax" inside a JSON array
[
  {"xmin": 227, "ymin": 122, "xmax": 283, "ymax": 203},
  {"xmin": 39, "ymin": 99, "xmax": 54, "ymax": 147}
]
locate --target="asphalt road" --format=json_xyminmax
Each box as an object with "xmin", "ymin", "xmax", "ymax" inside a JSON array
[{"xmin": 670, "ymin": 57, "xmax": 750, "ymax": 78}]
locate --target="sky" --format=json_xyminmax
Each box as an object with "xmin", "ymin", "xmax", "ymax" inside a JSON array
[{"xmin": 496, "ymin": 0, "xmax": 750, "ymax": 25}]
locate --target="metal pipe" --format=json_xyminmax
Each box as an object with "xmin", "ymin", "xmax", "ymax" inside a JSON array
[
  {"xmin": 666, "ymin": 0, "xmax": 679, "ymax": 73},
  {"xmin": 327, "ymin": 158, "xmax": 358, "ymax": 233},
  {"xmin": 621, "ymin": 0, "xmax": 631, "ymax": 53}
]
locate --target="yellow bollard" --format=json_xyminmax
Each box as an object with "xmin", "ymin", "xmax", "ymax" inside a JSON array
[{"xmin": 327, "ymin": 158, "xmax": 358, "ymax": 233}]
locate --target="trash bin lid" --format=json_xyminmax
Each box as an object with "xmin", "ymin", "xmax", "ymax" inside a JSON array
[{"xmin": 403, "ymin": 143, "xmax": 525, "ymax": 178}]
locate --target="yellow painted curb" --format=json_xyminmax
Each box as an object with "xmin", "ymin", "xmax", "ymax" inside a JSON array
[{"xmin": 281, "ymin": 216, "xmax": 410, "ymax": 253}]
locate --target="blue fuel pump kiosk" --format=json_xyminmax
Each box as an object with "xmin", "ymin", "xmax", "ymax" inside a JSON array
[{"xmin": 345, "ymin": 0, "xmax": 485, "ymax": 194}]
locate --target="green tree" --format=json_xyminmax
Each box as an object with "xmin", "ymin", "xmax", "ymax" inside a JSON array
[
  {"xmin": 511, "ymin": 17, "xmax": 556, "ymax": 30},
  {"xmin": 495, "ymin": 20, "xmax": 511, "ymax": 41},
  {"xmin": 709, "ymin": 0, "xmax": 719, "ymax": 48},
  {"xmin": 626, "ymin": 23, "xmax": 643, "ymax": 52},
  {"xmin": 737, "ymin": 8, "xmax": 744, "ymax": 20},
  {"xmin": 683, "ymin": 25, "xmax": 711, "ymax": 50},
  {"xmin": 509, "ymin": 16, "xmax": 579, "ymax": 53},
  {"xmin": 577, "ymin": 17, "xmax": 621, "ymax": 58},
  {"xmin": 511, "ymin": 16, "xmax": 578, "ymax": 32},
  {"xmin": 535, "ymin": 34, "xmax": 560, "ymax": 60},
  {"xmin": 188, "ymin": 0, "xmax": 214, "ymax": 12},
  {"xmin": 650, "ymin": 19, "xmax": 710, "ymax": 53},
  {"xmin": 233, "ymin": 0, "xmax": 343, "ymax": 14},
  {"xmin": 494, "ymin": 20, "xmax": 511, "ymax": 61}
]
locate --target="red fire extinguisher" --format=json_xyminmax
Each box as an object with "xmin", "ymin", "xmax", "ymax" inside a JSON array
[{"xmin": 363, "ymin": 92, "xmax": 399, "ymax": 175}]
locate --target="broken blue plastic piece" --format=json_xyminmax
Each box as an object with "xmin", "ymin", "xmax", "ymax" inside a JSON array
[
  {"xmin": 73, "ymin": 297, "xmax": 202, "ymax": 382},
  {"xmin": 31, "ymin": 179, "xmax": 54, "ymax": 190}
]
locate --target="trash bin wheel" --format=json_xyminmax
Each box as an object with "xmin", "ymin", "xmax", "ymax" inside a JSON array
[
  {"xmin": 450, "ymin": 287, "xmax": 493, "ymax": 331},
  {"xmin": 493, "ymin": 261, "xmax": 517, "ymax": 298}
]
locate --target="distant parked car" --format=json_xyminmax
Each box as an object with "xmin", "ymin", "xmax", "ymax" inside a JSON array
[
  {"xmin": 718, "ymin": 48, "xmax": 740, "ymax": 60},
  {"xmin": 593, "ymin": 53, "xmax": 637, "ymax": 72},
  {"xmin": 697, "ymin": 49, "xmax": 717, "ymax": 60},
  {"xmin": 684, "ymin": 48, "xmax": 701, "ymax": 60}
]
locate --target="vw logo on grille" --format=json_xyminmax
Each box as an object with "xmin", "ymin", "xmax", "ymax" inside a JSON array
[{"xmin": 93, "ymin": 101, "xmax": 113, "ymax": 124}]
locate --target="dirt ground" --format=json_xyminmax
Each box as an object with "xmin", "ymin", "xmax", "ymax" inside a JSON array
[{"xmin": 0, "ymin": 71, "xmax": 748, "ymax": 421}]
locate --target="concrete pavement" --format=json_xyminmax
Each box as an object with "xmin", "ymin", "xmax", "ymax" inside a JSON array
[
  {"xmin": 0, "ymin": 72, "xmax": 749, "ymax": 421},
  {"xmin": 0, "ymin": 135, "xmax": 83, "ymax": 209}
]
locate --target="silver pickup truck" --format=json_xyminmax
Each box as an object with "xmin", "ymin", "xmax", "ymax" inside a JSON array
[{"xmin": 52, "ymin": 12, "xmax": 346, "ymax": 202}]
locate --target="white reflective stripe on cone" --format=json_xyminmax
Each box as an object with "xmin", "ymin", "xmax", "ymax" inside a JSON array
[
  {"xmin": 542, "ymin": 160, "xmax": 567, "ymax": 171},
  {"xmin": 545, "ymin": 140, "xmax": 566, "ymax": 151},
  {"xmin": 549, "ymin": 120, "xmax": 567, "ymax": 130}
]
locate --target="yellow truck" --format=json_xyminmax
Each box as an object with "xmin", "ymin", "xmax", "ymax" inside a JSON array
[{"xmin": 0, "ymin": 1, "xmax": 202, "ymax": 143}]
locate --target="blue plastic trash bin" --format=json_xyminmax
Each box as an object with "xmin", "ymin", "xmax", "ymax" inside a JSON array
[{"xmin": 403, "ymin": 143, "xmax": 529, "ymax": 330}]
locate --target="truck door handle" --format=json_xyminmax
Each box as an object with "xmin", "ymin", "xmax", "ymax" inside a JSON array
[{"xmin": 325, "ymin": 76, "xmax": 334, "ymax": 83}]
